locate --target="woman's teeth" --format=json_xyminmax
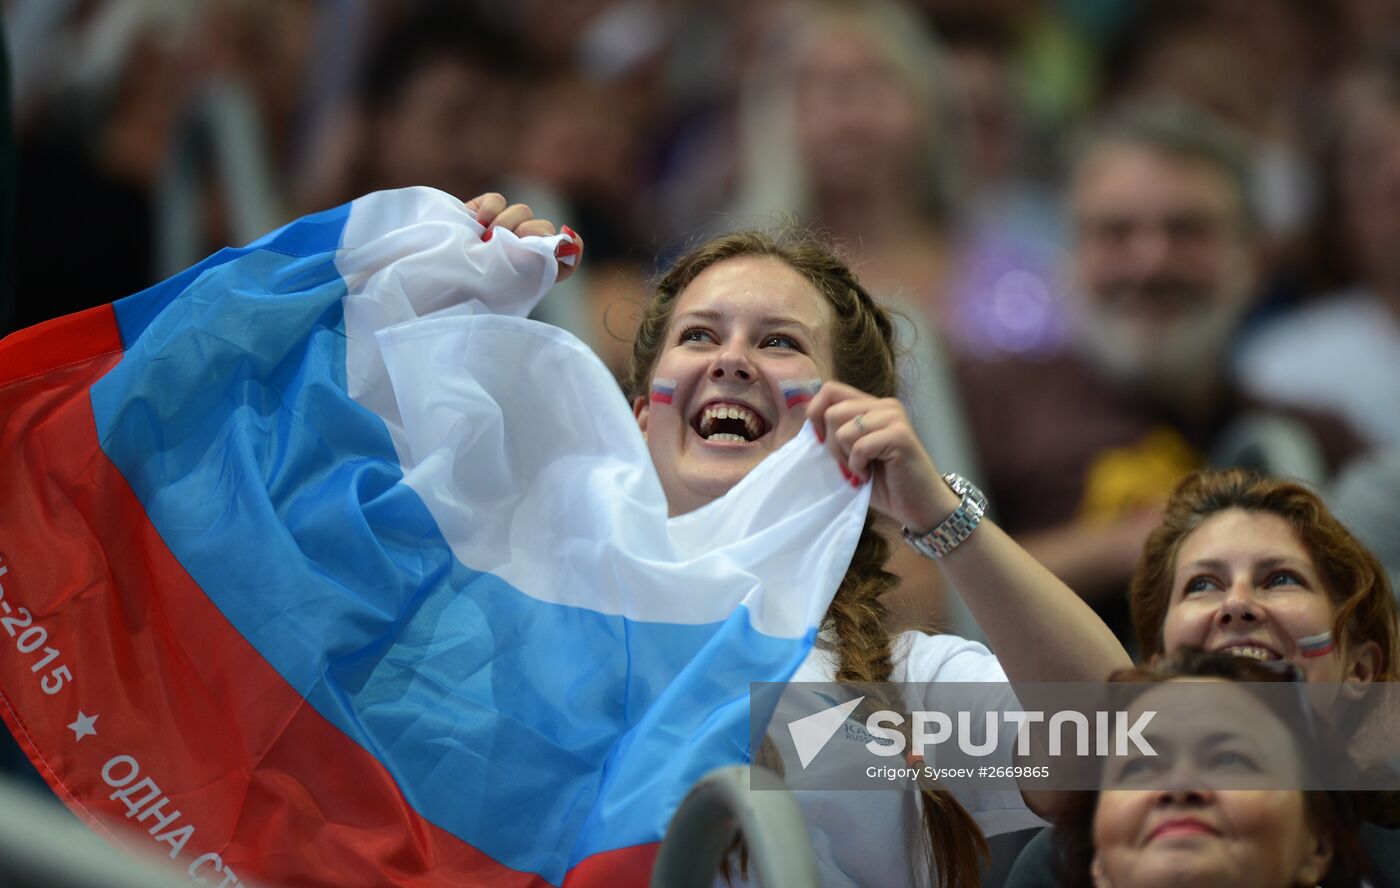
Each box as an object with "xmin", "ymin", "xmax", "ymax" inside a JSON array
[
  {"xmin": 1223, "ymin": 645, "xmax": 1278, "ymax": 661},
  {"xmin": 699, "ymin": 404, "xmax": 762, "ymax": 440}
]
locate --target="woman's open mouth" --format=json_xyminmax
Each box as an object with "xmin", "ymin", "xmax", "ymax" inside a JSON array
[
  {"xmin": 691, "ymin": 401, "xmax": 769, "ymax": 444},
  {"xmin": 1214, "ymin": 641, "xmax": 1283, "ymax": 661}
]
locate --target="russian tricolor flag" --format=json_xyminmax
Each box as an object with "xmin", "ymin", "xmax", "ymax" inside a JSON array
[
  {"xmin": 781, "ymin": 379, "xmax": 822, "ymax": 409},
  {"xmin": 649, "ymin": 378, "xmax": 677, "ymax": 405},
  {"xmin": 0, "ymin": 188, "xmax": 867, "ymax": 886}
]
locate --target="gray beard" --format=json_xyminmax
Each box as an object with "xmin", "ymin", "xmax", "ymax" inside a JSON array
[{"xmin": 1075, "ymin": 298, "xmax": 1243, "ymax": 407}]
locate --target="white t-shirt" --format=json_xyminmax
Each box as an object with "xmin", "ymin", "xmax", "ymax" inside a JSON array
[{"xmin": 766, "ymin": 631, "xmax": 1045, "ymax": 888}]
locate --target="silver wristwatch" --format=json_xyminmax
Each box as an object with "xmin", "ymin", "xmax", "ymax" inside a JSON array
[{"xmin": 901, "ymin": 473, "xmax": 988, "ymax": 559}]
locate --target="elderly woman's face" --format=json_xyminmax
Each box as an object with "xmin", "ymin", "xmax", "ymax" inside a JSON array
[
  {"xmin": 632, "ymin": 256, "xmax": 835, "ymax": 516},
  {"xmin": 1091, "ymin": 680, "xmax": 1332, "ymax": 888},
  {"xmin": 1160, "ymin": 509, "xmax": 1366, "ymax": 686}
]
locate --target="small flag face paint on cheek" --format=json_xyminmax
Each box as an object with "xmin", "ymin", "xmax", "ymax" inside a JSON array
[
  {"xmin": 780, "ymin": 378, "xmax": 823, "ymax": 408},
  {"xmin": 651, "ymin": 378, "xmax": 677, "ymax": 405},
  {"xmin": 1298, "ymin": 631, "xmax": 1334, "ymax": 658}
]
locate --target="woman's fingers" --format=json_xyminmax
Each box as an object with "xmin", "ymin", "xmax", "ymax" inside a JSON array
[
  {"xmin": 514, "ymin": 219, "xmax": 557, "ymax": 238},
  {"xmin": 464, "ymin": 192, "xmax": 506, "ymax": 225},
  {"xmin": 807, "ymin": 381, "xmax": 947, "ymax": 527},
  {"xmin": 807, "ymin": 382, "xmax": 876, "ymax": 472},
  {"xmin": 482, "ymin": 203, "xmax": 536, "ymax": 239},
  {"xmin": 462, "ymin": 193, "xmax": 583, "ymax": 281},
  {"xmin": 805, "ymin": 380, "xmax": 862, "ymax": 443},
  {"xmin": 816, "ymin": 397, "xmax": 903, "ymax": 481},
  {"xmin": 462, "ymin": 196, "xmax": 535, "ymax": 235},
  {"xmin": 836, "ymin": 406, "xmax": 904, "ymax": 480}
]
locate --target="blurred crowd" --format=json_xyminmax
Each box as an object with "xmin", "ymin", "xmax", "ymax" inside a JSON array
[{"xmin": 5, "ymin": 0, "xmax": 1400, "ymax": 641}]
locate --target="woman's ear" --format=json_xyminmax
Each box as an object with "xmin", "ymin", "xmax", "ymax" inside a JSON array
[
  {"xmin": 1090, "ymin": 851, "xmax": 1111, "ymax": 888},
  {"xmin": 1294, "ymin": 827, "xmax": 1334, "ymax": 887},
  {"xmin": 632, "ymin": 395, "xmax": 649, "ymax": 436},
  {"xmin": 1341, "ymin": 639, "xmax": 1381, "ymax": 700}
]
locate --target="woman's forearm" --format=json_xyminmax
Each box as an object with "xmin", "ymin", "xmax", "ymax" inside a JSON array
[{"xmin": 933, "ymin": 514, "xmax": 1132, "ymax": 682}]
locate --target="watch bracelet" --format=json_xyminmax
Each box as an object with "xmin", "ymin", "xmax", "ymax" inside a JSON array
[{"xmin": 901, "ymin": 472, "xmax": 987, "ymax": 559}]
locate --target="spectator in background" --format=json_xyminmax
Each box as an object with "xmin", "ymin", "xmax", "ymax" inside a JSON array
[
  {"xmin": 935, "ymin": 17, "xmax": 1075, "ymax": 360},
  {"xmin": 735, "ymin": 0, "xmax": 955, "ymax": 325},
  {"xmin": 1235, "ymin": 60, "xmax": 1400, "ymax": 451},
  {"xmin": 1098, "ymin": 1, "xmax": 1337, "ymax": 312},
  {"xmin": 496, "ymin": 71, "xmax": 653, "ymax": 374},
  {"xmin": 955, "ymin": 103, "xmax": 1366, "ymax": 636},
  {"xmin": 10, "ymin": 2, "xmax": 199, "ymax": 331},
  {"xmin": 730, "ymin": 0, "xmax": 982, "ymax": 634},
  {"xmin": 302, "ymin": 6, "xmax": 521, "ymax": 214}
]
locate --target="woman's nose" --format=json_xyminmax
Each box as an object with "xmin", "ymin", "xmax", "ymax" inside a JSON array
[
  {"xmin": 1216, "ymin": 581, "xmax": 1263, "ymax": 627},
  {"xmin": 709, "ymin": 344, "xmax": 754, "ymax": 381},
  {"xmin": 1155, "ymin": 759, "xmax": 1216, "ymax": 803},
  {"xmin": 1154, "ymin": 782, "xmax": 1212, "ymax": 807}
]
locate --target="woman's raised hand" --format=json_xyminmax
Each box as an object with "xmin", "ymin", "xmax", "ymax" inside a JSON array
[
  {"xmin": 464, "ymin": 192, "xmax": 584, "ymax": 282},
  {"xmin": 806, "ymin": 381, "xmax": 959, "ymax": 534}
]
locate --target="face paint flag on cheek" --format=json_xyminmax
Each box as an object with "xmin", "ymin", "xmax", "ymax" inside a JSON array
[
  {"xmin": 651, "ymin": 378, "xmax": 677, "ymax": 405},
  {"xmin": 780, "ymin": 378, "xmax": 823, "ymax": 409},
  {"xmin": 1298, "ymin": 631, "xmax": 1334, "ymax": 658}
]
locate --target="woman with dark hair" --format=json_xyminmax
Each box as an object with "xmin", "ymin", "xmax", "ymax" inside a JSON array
[
  {"xmin": 467, "ymin": 194, "xmax": 1131, "ymax": 887},
  {"xmin": 1053, "ymin": 649, "xmax": 1371, "ymax": 888}
]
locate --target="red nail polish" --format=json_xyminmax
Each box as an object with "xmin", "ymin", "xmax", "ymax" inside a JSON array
[
  {"xmin": 815, "ymin": 425, "xmax": 825, "ymax": 444},
  {"xmin": 481, "ymin": 228, "xmax": 493, "ymax": 242},
  {"xmin": 838, "ymin": 464, "xmax": 851, "ymax": 480},
  {"xmin": 555, "ymin": 239, "xmax": 581, "ymax": 259},
  {"xmin": 561, "ymin": 224, "xmax": 578, "ymax": 240},
  {"xmin": 850, "ymin": 475, "xmax": 862, "ymax": 488}
]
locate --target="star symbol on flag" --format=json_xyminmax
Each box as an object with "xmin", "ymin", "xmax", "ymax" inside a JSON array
[{"xmin": 68, "ymin": 711, "xmax": 98, "ymax": 742}]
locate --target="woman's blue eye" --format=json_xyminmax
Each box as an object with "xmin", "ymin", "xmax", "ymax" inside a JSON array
[
  {"xmin": 762, "ymin": 334, "xmax": 799, "ymax": 349},
  {"xmin": 1184, "ymin": 576, "xmax": 1218, "ymax": 596},
  {"xmin": 1265, "ymin": 571, "xmax": 1301, "ymax": 588},
  {"xmin": 680, "ymin": 327, "xmax": 714, "ymax": 344}
]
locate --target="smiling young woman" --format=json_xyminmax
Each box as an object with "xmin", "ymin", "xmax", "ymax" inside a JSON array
[
  {"xmin": 465, "ymin": 194, "xmax": 1130, "ymax": 886},
  {"xmin": 614, "ymin": 225, "xmax": 1131, "ymax": 887}
]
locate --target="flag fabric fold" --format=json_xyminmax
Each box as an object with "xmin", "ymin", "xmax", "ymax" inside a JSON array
[{"xmin": 0, "ymin": 187, "xmax": 869, "ymax": 886}]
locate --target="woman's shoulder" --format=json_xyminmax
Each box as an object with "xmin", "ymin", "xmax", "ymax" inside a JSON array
[{"xmin": 890, "ymin": 630, "xmax": 1006, "ymax": 683}]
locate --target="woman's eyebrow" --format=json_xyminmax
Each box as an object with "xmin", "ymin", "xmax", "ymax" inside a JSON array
[
  {"xmin": 760, "ymin": 315, "xmax": 815, "ymax": 337},
  {"xmin": 1178, "ymin": 558, "xmax": 1230, "ymax": 575},
  {"xmin": 1253, "ymin": 556, "xmax": 1308, "ymax": 572},
  {"xmin": 675, "ymin": 309, "xmax": 816, "ymax": 338},
  {"xmin": 1199, "ymin": 730, "xmax": 1259, "ymax": 751}
]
